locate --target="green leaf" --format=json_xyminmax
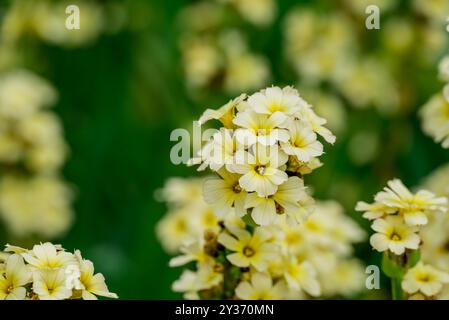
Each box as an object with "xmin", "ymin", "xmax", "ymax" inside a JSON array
[
  {"xmin": 381, "ymin": 254, "xmax": 404, "ymax": 279},
  {"xmin": 406, "ymin": 249, "xmax": 421, "ymax": 268}
]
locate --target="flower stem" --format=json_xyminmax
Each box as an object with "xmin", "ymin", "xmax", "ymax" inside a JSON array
[{"xmin": 391, "ymin": 277, "xmax": 403, "ymax": 300}]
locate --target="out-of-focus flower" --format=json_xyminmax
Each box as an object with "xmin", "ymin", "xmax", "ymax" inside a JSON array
[
  {"xmin": 218, "ymin": 226, "xmax": 277, "ymax": 270},
  {"xmin": 382, "ymin": 18, "xmax": 415, "ymax": 55},
  {"xmin": 32, "ymin": 1, "xmax": 104, "ymax": 48},
  {"xmin": 284, "ymin": 9, "xmax": 355, "ymax": 84},
  {"xmin": 0, "ymin": 175, "xmax": 73, "ymax": 239},
  {"xmin": 345, "ymin": 0, "xmax": 398, "ymax": 15},
  {"xmin": 181, "ymin": 37, "xmax": 223, "ymax": 90},
  {"xmin": 420, "ymin": 89, "xmax": 449, "ymax": 148},
  {"xmin": 219, "ymin": 0, "xmax": 276, "ymax": 27},
  {"xmin": 347, "ymin": 131, "xmax": 380, "ymax": 166},
  {"xmin": 337, "ymin": 57, "xmax": 400, "ymax": 114},
  {"xmin": 438, "ymin": 56, "xmax": 449, "ymax": 82},
  {"xmin": 402, "ymin": 262, "xmax": 449, "ymax": 297},
  {"xmin": 413, "ymin": 0, "xmax": 449, "ymax": 23},
  {"xmin": 224, "ymin": 53, "xmax": 270, "ymax": 95},
  {"xmin": 235, "ymin": 272, "xmax": 286, "ymax": 300},
  {"xmin": 0, "ymin": 70, "xmax": 57, "ymax": 120}
]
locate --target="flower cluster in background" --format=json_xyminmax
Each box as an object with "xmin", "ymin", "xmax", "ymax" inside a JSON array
[
  {"xmin": 0, "ymin": 242, "xmax": 117, "ymax": 300},
  {"xmin": 420, "ymin": 55, "xmax": 449, "ymax": 148},
  {"xmin": 157, "ymin": 176, "xmax": 366, "ymax": 300},
  {"xmin": 177, "ymin": 1, "xmax": 272, "ymax": 96},
  {"xmin": 357, "ymin": 179, "xmax": 449, "ymax": 299},
  {"xmin": 0, "ymin": 0, "xmax": 128, "ymax": 242},
  {"xmin": 0, "ymin": 69, "xmax": 73, "ymax": 239}
]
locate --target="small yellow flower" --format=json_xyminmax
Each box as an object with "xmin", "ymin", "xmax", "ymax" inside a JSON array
[
  {"xmin": 74, "ymin": 250, "xmax": 118, "ymax": 300},
  {"xmin": 235, "ymin": 272, "xmax": 286, "ymax": 300},
  {"xmin": 32, "ymin": 268, "xmax": 72, "ymax": 300},
  {"xmin": 22, "ymin": 242, "xmax": 76, "ymax": 270},
  {"xmin": 199, "ymin": 94, "xmax": 246, "ymax": 127},
  {"xmin": 370, "ymin": 216, "xmax": 420, "ymax": 255},
  {"xmin": 402, "ymin": 262, "xmax": 449, "ymax": 297},
  {"xmin": 375, "ymin": 179, "xmax": 447, "ymax": 226},
  {"xmin": 0, "ymin": 254, "xmax": 32, "ymax": 300},
  {"xmin": 280, "ymin": 120, "xmax": 323, "ymax": 162},
  {"xmin": 244, "ymin": 176, "xmax": 309, "ymax": 225},
  {"xmin": 234, "ymin": 111, "xmax": 290, "ymax": 146},
  {"xmin": 283, "ymin": 257, "xmax": 320, "ymax": 297},
  {"xmin": 227, "ymin": 144, "xmax": 288, "ymax": 197},
  {"xmin": 218, "ymin": 226, "xmax": 277, "ymax": 271},
  {"xmin": 203, "ymin": 169, "xmax": 247, "ymax": 217},
  {"xmin": 247, "ymin": 86, "xmax": 305, "ymax": 117}
]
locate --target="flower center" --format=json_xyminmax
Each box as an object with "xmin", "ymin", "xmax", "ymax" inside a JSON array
[
  {"xmin": 6, "ymin": 285, "xmax": 13, "ymax": 294},
  {"xmin": 243, "ymin": 246, "xmax": 255, "ymax": 257},
  {"xmin": 275, "ymin": 202, "xmax": 285, "ymax": 214},
  {"xmin": 417, "ymin": 274, "xmax": 430, "ymax": 282},
  {"xmin": 255, "ymin": 165, "xmax": 267, "ymax": 175},
  {"xmin": 232, "ymin": 183, "xmax": 242, "ymax": 193},
  {"xmin": 390, "ymin": 232, "xmax": 402, "ymax": 241}
]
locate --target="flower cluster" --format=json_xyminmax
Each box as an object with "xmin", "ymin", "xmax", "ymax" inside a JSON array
[
  {"xmin": 157, "ymin": 176, "xmax": 366, "ymax": 300},
  {"xmin": 420, "ymin": 55, "xmax": 449, "ymax": 149},
  {"xmin": 192, "ymin": 86, "xmax": 334, "ymax": 226},
  {"xmin": 283, "ymin": 4, "xmax": 447, "ymax": 117},
  {"xmin": 0, "ymin": 242, "xmax": 117, "ymax": 300},
  {"xmin": 177, "ymin": 1, "xmax": 271, "ymax": 95},
  {"xmin": 357, "ymin": 178, "xmax": 449, "ymax": 299},
  {"xmin": 356, "ymin": 179, "xmax": 447, "ymax": 256},
  {"xmin": 0, "ymin": 70, "xmax": 73, "ymax": 239}
]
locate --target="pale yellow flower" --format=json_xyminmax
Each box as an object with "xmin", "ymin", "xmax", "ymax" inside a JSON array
[
  {"xmin": 0, "ymin": 175, "xmax": 73, "ymax": 238},
  {"xmin": 402, "ymin": 262, "xmax": 449, "ymax": 297},
  {"xmin": 33, "ymin": 268, "xmax": 72, "ymax": 300},
  {"xmin": 227, "ymin": 145, "xmax": 288, "ymax": 197},
  {"xmin": 75, "ymin": 251, "xmax": 118, "ymax": 300},
  {"xmin": 370, "ymin": 216, "xmax": 420, "ymax": 255},
  {"xmin": 0, "ymin": 69, "xmax": 57, "ymax": 120},
  {"xmin": 0, "ymin": 254, "xmax": 32, "ymax": 300},
  {"xmin": 156, "ymin": 209, "xmax": 195, "ymax": 254},
  {"xmin": 235, "ymin": 272, "xmax": 286, "ymax": 300},
  {"xmin": 247, "ymin": 86, "xmax": 306, "ymax": 117},
  {"xmin": 22, "ymin": 242, "xmax": 76, "ymax": 270},
  {"xmin": 172, "ymin": 262, "xmax": 223, "ymax": 298},
  {"xmin": 196, "ymin": 129, "xmax": 243, "ymax": 171},
  {"xmin": 203, "ymin": 169, "xmax": 247, "ymax": 217},
  {"xmin": 375, "ymin": 179, "xmax": 447, "ymax": 226},
  {"xmin": 233, "ymin": 111, "xmax": 289, "ymax": 146},
  {"xmin": 244, "ymin": 176, "xmax": 309, "ymax": 225},
  {"xmin": 169, "ymin": 238, "xmax": 212, "ymax": 267},
  {"xmin": 420, "ymin": 91, "xmax": 449, "ymax": 149},
  {"xmin": 283, "ymin": 257, "xmax": 320, "ymax": 297},
  {"xmin": 224, "ymin": 53, "xmax": 270, "ymax": 94},
  {"xmin": 218, "ymin": 226, "xmax": 277, "ymax": 270},
  {"xmin": 280, "ymin": 120, "xmax": 323, "ymax": 162},
  {"xmin": 198, "ymin": 94, "xmax": 246, "ymax": 127}
]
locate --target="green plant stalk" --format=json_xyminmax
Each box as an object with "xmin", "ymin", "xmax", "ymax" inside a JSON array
[{"xmin": 391, "ymin": 277, "xmax": 403, "ymax": 300}]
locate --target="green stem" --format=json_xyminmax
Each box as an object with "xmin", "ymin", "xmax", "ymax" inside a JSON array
[{"xmin": 391, "ymin": 277, "xmax": 403, "ymax": 300}]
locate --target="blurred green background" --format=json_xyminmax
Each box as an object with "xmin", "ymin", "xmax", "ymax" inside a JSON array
[{"xmin": 1, "ymin": 0, "xmax": 448, "ymax": 299}]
